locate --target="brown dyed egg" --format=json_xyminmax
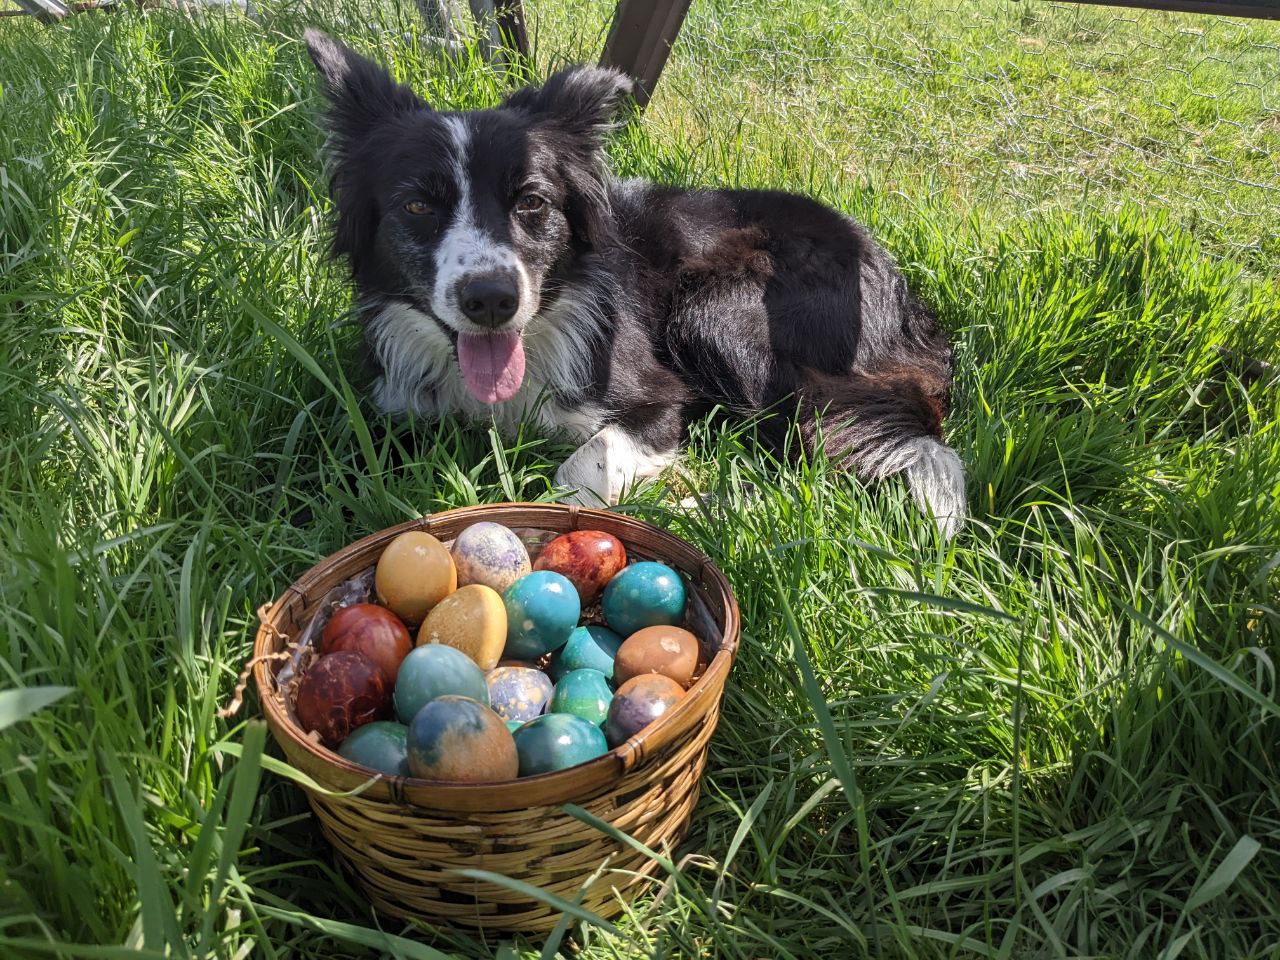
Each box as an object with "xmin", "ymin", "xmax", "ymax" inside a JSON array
[
  {"xmin": 375, "ymin": 531, "xmax": 457, "ymax": 626},
  {"xmin": 416, "ymin": 584, "xmax": 507, "ymax": 671},
  {"xmin": 320, "ymin": 603, "xmax": 412, "ymax": 683},
  {"xmin": 294, "ymin": 651, "xmax": 391, "ymax": 747},
  {"xmin": 614, "ymin": 625, "xmax": 699, "ymax": 687},
  {"xmin": 533, "ymin": 530, "xmax": 627, "ymax": 605}
]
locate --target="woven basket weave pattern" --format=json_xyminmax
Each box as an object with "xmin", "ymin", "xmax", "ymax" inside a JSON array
[{"xmin": 253, "ymin": 504, "xmax": 738, "ymax": 933}]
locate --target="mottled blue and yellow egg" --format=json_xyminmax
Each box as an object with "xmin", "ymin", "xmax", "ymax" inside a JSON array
[
  {"xmin": 337, "ymin": 720, "xmax": 410, "ymax": 776},
  {"xmin": 486, "ymin": 664, "xmax": 554, "ymax": 724},
  {"xmin": 394, "ymin": 644, "xmax": 489, "ymax": 723},
  {"xmin": 406, "ymin": 695, "xmax": 518, "ymax": 781},
  {"xmin": 549, "ymin": 625, "xmax": 624, "ymax": 681},
  {"xmin": 503, "ymin": 570, "xmax": 581, "ymax": 661},
  {"xmin": 550, "ymin": 668, "xmax": 613, "ymax": 726},
  {"xmin": 513, "ymin": 712, "xmax": 609, "ymax": 776},
  {"xmin": 450, "ymin": 522, "xmax": 531, "ymax": 594},
  {"xmin": 602, "ymin": 562, "xmax": 687, "ymax": 637}
]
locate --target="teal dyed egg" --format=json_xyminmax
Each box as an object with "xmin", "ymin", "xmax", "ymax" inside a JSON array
[
  {"xmin": 337, "ymin": 721, "xmax": 409, "ymax": 776},
  {"xmin": 503, "ymin": 571, "xmax": 581, "ymax": 661},
  {"xmin": 406, "ymin": 695, "xmax": 518, "ymax": 782},
  {"xmin": 505, "ymin": 719, "xmax": 526, "ymax": 732},
  {"xmin": 394, "ymin": 644, "xmax": 489, "ymax": 723},
  {"xmin": 549, "ymin": 625, "xmax": 624, "ymax": 681},
  {"xmin": 602, "ymin": 562, "xmax": 687, "ymax": 637},
  {"xmin": 550, "ymin": 668, "xmax": 614, "ymax": 726},
  {"xmin": 487, "ymin": 665, "xmax": 554, "ymax": 723},
  {"xmin": 513, "ymin": 713, "xmax": 608, "ymax": 776}
]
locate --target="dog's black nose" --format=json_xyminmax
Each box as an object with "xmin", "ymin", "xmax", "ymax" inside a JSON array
[{"xmin": 459, "ymin": 274, "xmax": 519, "ymax": 327}]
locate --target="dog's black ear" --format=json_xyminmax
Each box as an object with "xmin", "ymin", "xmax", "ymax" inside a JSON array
[
  {"xmin": 303, "ymin": 29, "xmax": 426, "ymax": 129},
  {"xmin": 504, "ymin": 65, "xmax": 634, "ymax": 141}
]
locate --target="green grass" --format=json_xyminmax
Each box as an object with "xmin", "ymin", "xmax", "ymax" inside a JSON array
[{"xmin": 1, "ymin": 1, "xmax": 1278, "ymax": 957}]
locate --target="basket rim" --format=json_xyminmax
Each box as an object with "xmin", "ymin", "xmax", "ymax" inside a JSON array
[{"xmin": 252, "ymin": 502, "xmax": 740, "ymax": 807}]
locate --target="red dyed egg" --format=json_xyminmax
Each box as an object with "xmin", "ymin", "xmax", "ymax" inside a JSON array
[
  {"xmin": 294, "ymin": 651, "xmax": 391, "ymax": 746},
  {"xmin": 533, "ymin": 530, "xmax": 627, "ymax": 605},
  {"xmin": 320, "ymin": 603, "xmax": 412, "ymax": 683}
]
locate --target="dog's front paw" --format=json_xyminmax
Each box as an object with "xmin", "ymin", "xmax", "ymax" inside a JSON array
[{"xmin": 553, "ymin": 425, "xmax": 676, "ymax": 507}]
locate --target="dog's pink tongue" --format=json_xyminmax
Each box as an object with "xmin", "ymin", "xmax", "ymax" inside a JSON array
[{"xmin": 456, "ymin": 332, "xmax": 525, "ymax": 404}]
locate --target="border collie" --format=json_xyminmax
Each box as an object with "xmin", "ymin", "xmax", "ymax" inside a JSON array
[{"xmin": 304, "ymin": 30, "xmax": 966, "ymax": 536}]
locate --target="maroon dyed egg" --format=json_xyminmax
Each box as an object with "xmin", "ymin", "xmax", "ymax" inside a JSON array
[
  {"xmin": 294, "ymin": 651, "xmax": 392, "ymax": 746},
  {"xmin": 533, "ymin": 530, "xmax": 627, "ymax": 605},
  {"xmin": 320, "ymin": 603, "xmax": 413, "ymax": 683},
  {"xmin": 604, "ymin": 674, "xmax": 686, "ymax": 747}
]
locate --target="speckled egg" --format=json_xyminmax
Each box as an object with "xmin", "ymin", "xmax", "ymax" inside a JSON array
[
  {"xmin": 416, "ymin": 584, "xmax": 507, "ymax": 670},
  {"xmin": 601, "ymin": 562, "xmax": 687, "ymax": 637},
  {"xmin": 604, "ymin": 674, "xmax": 686, "ymax": 747},
  {"xmin": 375, "ymin": 531, "xmax": 457, "ymax": 626},
  {"xmin": 336, "ymin": 721, "xmax": 409, "ymax": 776},
  {"xmin": 320, "ymin": 603, "xmax": 412, "ymax": 683},
  {"xmin": 532, "ymin": 530, "xmax": 627, "ymax": 605},
  {"xmin": 614, "ymin": 624, "xmax": 700, "ymax": 686},
  {"xmin": 502, "ymin": 571, "xmax": 581, "ymax": 661},
  {"xmin": 486, "ymin": 665, "xmax": 554, "ymax": 724},
  {"xmin": 549, "ymin": 668, "xmax": 613, "ymax": 726},
  {"xmin": 450, "ymin": 522, "xmax": 532, "ymax": 594},
  {"xmin": 513, "ymin": 713, "xmax": 609, "ymax": 776},
  {"xmin": 407, "ymin": 695, "xmax": 518, "ymax": 782},
  {"xmin": 549, "ymin": 625, "xmax": 624, "ymax": 681},
  {"xmin": 394, "ymin": 644, "xmax": 489, "ymax": 723},
  {"xmin": 294, "ymin": 651, "xmax": 391, "ymax": 746}
]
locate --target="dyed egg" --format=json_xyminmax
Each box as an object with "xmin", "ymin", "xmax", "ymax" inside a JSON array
[
  {"xmin": 487, "ymin": 665, "xmax": 554, "ymax": 723},
  {"xmin": 505, "ymin": 719, "xmax": 526, "ymax": 732},
  {"xmin": 601, "ymin": 562, "xmax": 687, "ymax": 637},
  {"xmin": 604, "ymin": 674, "xmax": 686, "ymax": 747},
  {"xmin": 394, "ymin": 644, "xmax": 489, "ymax": 723},
  {"xmin": 503, "ymin": 571, "xmax": 581, "ymax": 661},
  {"xmin": 407, "ymin": 695, "xmax": 518, "ymax": 782},
  {"xmin": 294, "ymin": 651, "xmax": 391, "ymax": 746},
  {"xmin": 416, "ymin": 584, "xmax": 507, "ymax": 670},
  {"xmin": 533, "ymin": 530, "xmax": 627, "ymax": 605},
  {"xmin": 549, "ymin": 625, "xmax": 624, "ymax": 681},
  {"xmin": 614, "ymin": 625, "xmax": 700, "ymax": 686},
  {"xmin": 336, "ymin": 721, "xmax": 409, "ymax": 776},
  {"xmin": 549, "ymin": 668, "xmax": 614, "ymax": 726},
  {"xmin": 513, "ymin": 713, "xmax": 608, "ymax": 776},
  {"xmin": 451, "ymin": 522, "xmax": 532, "ymax": 594},
  {"xmin": 375, "ymin": 530, "xmax": 457, "ymax": 626},
  {"xmin": 320, "ymin": 603, "xmax": 412, "ymax": 683}
]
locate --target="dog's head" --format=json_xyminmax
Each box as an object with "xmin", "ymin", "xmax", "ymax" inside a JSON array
[{"xmin": 304, "ymin": 29, "xmax": 633, "ymax": 404}]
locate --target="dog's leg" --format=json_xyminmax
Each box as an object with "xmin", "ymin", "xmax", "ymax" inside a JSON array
[{"xmin": 554, "ymin": 424, "xmax": 677, "ymax": 507}]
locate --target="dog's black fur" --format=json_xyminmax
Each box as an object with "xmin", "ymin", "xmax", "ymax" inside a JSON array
[{"xmin": 305, "ymin": 30, "xmax": 966, "ymax": 534}]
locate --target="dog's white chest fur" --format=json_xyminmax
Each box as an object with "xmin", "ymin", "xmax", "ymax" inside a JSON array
[{"xmin": 364, "ymin": 299, "xmax": 606, "ymax": 443}]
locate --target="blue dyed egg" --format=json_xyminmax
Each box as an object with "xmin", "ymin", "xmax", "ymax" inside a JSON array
[
  {"xmin": 549, "ymin": 625, "xmax": 624, "ymax": 681},
  {"xmin": 336, "ymin": 721, "xmax": 409, "ymax": 776},
  {"xmin": 503, "ymin": 571, "xmax": 581, "ymax": 660},
  {"xmin": 407, "ymin": 695, "xmax": 518, "ymax": 781},
  {"xmin": 487, "ymin": 665, "xmax": 554, "ymax": 723},
  {"xmin": 394, "ymin": 644, "xmax": 489, "ymax": 723},
  {"xmin": 602, "ymin": 562, "xmax": 687, "ymax": 637},
  {"xmin": 550, "ymin": 668, "xmax": 614, "ymax": 726},
  {"xmin": 450, "ymin": 522, "xmax": 531, "ymax": 594},
  {"xmin": 513, "ymin": 713, "xmax": 608, "ymax": 776}
]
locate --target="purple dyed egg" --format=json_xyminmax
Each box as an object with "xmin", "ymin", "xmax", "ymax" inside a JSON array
[
  {"xmin": 487, "ymin": 665, "xmax": 554, "ymax": 723},
  {"xmin": 451, "ymin": 522, "xmax": 531, "ymax": 594}
]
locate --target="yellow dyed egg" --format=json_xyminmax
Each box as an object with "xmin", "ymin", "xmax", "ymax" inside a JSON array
[
  {"xmin": 416, "ymin": 584, "xmax": 507, "ymax": 671},
  {"xmin": 375, "ymin": 531, "xmax": 457, "ymax": 626}
]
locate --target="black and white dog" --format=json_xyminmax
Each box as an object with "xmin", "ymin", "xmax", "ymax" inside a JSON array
[{"xmin": 304, "ymin": 30, "xmax": 966, "ymax": 536}]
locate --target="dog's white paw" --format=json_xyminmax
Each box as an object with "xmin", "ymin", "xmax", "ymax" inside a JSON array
[{"xmin": 554, "ymin": 425, "xmax": 675, "ymax": 507}]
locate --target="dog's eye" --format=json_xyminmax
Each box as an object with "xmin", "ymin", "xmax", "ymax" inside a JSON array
[
  {"xmin": 515, "ymin": 193, "xmax": 546, "ymax": 213},
  {"xmin": 404, "ymin": 200, "xmax": 435, "ymax": 216}
]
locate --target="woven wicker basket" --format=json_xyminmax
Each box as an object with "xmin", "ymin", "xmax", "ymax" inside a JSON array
[{"xmin": 253, "ymin": 503, "xmax": 739, "ymax": 934}]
